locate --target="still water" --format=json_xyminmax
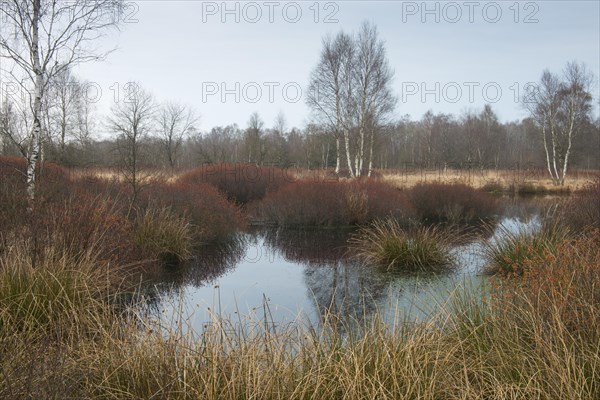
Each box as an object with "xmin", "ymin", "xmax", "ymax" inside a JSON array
[{"xmin": 138, "ymin": 197, "xmax": 549, "ymax": 334}]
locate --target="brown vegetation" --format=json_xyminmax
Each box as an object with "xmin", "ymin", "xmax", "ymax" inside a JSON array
[
  {"xmin": 177, "ymin": 163, "xmax": 292, "ymax": 204},
  {"xmin": 259, "ymin": 179, "xmax": 415, "ymax": 226}
]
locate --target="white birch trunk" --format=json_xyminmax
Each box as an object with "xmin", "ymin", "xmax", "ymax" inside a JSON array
[
  {"xmin": 560, "ymin": 98, "xmax": 577, "ymax": 185},
  {"xmin": 343, "ymin": 128, "xmax": 354, "ymax": 177},
  {"xmin": 541, "ymin": 121, "xmax": 555, "ymax": 183},
  {"xmin": 367, "ymin": 128, "xmax": 374, "ymax": 177},
  {"xmin": 335, "ymin": 137, "xmax": 340, "ymax": 174},
  {"xmin": 26, "ymin": 0, "xmax": 43, "ymax": 206}
]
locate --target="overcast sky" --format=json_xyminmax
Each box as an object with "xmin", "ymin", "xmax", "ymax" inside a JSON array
[{"xmin": 71, "ymin": 0, "xmax": 600, "ymax": 133}]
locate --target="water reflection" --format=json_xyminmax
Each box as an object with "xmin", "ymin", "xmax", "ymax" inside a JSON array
[
  {"xmin": 140, "ymin": 197, "xmax": 548, "ymax": 334},
  {"xmin": 138, "ymin": 237, "xmax": 247, "ymax": 306}
]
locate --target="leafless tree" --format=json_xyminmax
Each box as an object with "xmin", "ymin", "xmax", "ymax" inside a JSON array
[
  {"xmin": 307, "ymin": 21, "xmax": 395, "ymax": 177},
  {"xmin": 194, "ymin": 124, "xmax": 242, "ymax": 164},
  {"xmin": 0, "ymin": 93, "xmax": 31, "ymax": 159},
  {"xmin": 45, "ymin": 68, "xmax": 82, "ymax": 161},
  {"xmin": 354, "ymin": 22, "xmax": 396, "ymax": 176},
  {"xmin": 74, "ymin": 80, "xmax": 97, "ymax": 148},
  {"xmin": 244, "ymin": 112, "xmax": 265, "ymax": 164},
  {"xmin": 525, "ymin": 62, "xmax": 595, "ymax": 185},
  {"xmin": 106, "ymin": 83, "xmax": 155, "ymax": 213},
  {"xmin": 0, "ymin": 0, "xmax": 122, "ymax": 203},
  {"xmin": 307, "ymin": 30, "xmax": 354, "ymax": 174},
  {"xmin": 274, "ymin": 111, "xmax": 287, "ymax": 137},
  {"xmin": 157, "ymin": 102, "xmax": 198, "ymax": 169}
]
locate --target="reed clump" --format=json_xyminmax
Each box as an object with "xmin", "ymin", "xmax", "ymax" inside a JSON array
[{"xmin": 349, "ymin": 218, "xmax": 456, "ymax": 271}]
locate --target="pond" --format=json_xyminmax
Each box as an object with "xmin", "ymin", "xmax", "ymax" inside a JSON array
[{"xmin": 137, "ymin": 196, "xmax": 551, "ymax": 335}]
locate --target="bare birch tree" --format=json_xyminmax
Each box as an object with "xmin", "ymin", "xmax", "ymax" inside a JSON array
[
  {"xmin": 0, "ymin": 90, "xmax": 31, "ymax": 159},
  {"xmin": 46, "ymin": 68, "xmax": 81, "ymax": 161},
  {"xmin": 107, "ymin": 83, "xmax": 155, "ymax": 213},
  {"xmin": 525, "ymin": 62, "xmax": 594, "ymax": 185},
  {"xmin": 157, "ymin": 102, "xmax": 197, "ymax": 169},
  {"xmin": 0, "ymin": 0, "xmax": 122, "ymax": 204},
  {"xmin": 244, "ymin": 112, "xmax": 265, "ymax": 164},
  {"xmin": 307, "ymin": 22, "xmax": 395, "ymax": 177},
  {"xmin": 354, "ymin": 22, "xmax": 396, "ymax": 177},
  {"xmin": 74, "ymin": 80, "xmax": 97, "ymax": 148},
  {"xmin": 307, "ymin": 31, "xmax": 354, "ymax": 175}
]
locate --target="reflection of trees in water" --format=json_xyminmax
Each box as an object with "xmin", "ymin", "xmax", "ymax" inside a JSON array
[
  {"xmin": 303, "ymin": 260, "xmax": 395, "ymax": 330},
  {"xmin": 260, "ymin": 227, "xmax": 393, "ymax": 328},
  {"xmin": 137, "ymin": 236, "xmax": 248, "ymax": 307},
  {"xmin": 130, "ymin": 198, "xmax": 540, "ymax": 329},
  {"xmin": 260, "ymin": 226, "xmax": 464, "ymax": 330}
]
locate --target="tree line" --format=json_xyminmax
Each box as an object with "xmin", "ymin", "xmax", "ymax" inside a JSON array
[{"xmin": 2, "ymin": 90, "xmax": 597, "ymax": 175}]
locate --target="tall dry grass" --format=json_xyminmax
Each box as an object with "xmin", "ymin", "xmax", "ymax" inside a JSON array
[
  {"xmin": 1, "ymin": 230, "xmax": 598, "ymax": 399},
  {"xmin": 381, "ymin": 167, "xmax": 598, "ymax": 193},
  {"xmin": 133, "ymin": 206, "xmax": 193, "ymax": 265}
]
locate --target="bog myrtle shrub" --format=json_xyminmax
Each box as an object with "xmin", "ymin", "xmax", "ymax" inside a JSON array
[
  {"xmin": 409, "ymin": 182, "xmax": 499, "ymax": 224},
  {"xmin": 177, "ymin": 163, "xmax": 292, "ymax": 204},
  {"xmin": 259, "ymin": 179, "xmax": 415, "ymax": 226}
]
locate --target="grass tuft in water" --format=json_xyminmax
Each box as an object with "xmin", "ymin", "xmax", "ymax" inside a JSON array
[{"xmin": 349, "ymin": 218, "xmax": 456, "ymax": 272}]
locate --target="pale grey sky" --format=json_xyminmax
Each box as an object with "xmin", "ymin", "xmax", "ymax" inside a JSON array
[{"xmin": 69, "ymin": 1, "xmax": 600, "ymax": 132}]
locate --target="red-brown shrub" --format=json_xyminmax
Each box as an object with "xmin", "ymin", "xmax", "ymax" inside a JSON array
[
  {"xmin": 409, "ymin": 182, "xmax": 499, "ymax": 224},
  {"xmin": 139, "ymin": 181, "xmax": 244, "ymax": 243},
  {"xmin": 556, "ymin": 178, "xmax": 600, "ymax": 232},
  {"xmin": 0, "ymin": 156, "xmax": 71, "ymax": 234},
  {"xmin": 259, "ymin": 179, "xmax": 414, "ymax": 226},
  {"xmin": 177, "ymin": 163, "xmax": 292, "ymax": 204},
  {"xmin": 27, "ymin": 190, "xmax": 140, "ymax": 266}
]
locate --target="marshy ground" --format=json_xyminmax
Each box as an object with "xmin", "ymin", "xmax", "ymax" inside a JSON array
[{"xmin": 1, "ymin": 159, "xmax": 598, "ymax": 399}]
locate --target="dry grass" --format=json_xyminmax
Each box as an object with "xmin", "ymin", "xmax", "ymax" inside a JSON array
[
  {"xmin": 482, "ymin": 221, "xmax": 571, "ymax": 276},
  {"xmin": 381, "ymin": 168, "xmax": 598, "ymax": 192},
  {"xmin": 1, "ymin": 231, "xmax": 598, "ymax": 399},
  {"xmin": 133, "ymin": 206, "xmax": 193, "ymax": 264},
  {"xmin": 68, "ymin": 166, "xmax": 599, "ymax": 194},
  {"xmin": 349, "ymin": 218, "xmax": 456, "ymax": 271},
  {"xmin": 71, "ymin": 166, "xmax": 180, "ymax": 183}
]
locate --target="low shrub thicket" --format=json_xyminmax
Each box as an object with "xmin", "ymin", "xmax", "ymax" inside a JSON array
[
  {"xmin": 177, "ymin": 163, "xmax": 291, "ymax": 204},
  {"xmin": 0, "ymin": 156, "xmax": 71, "ymax": 232},
  {"xmin": 31, "ymin": 192, "xmax": 140, "ymax": 265},
  {"xmin": 1, "ymin": 159, "xmax": 243, "ymax": 265},
  {"xmin": 553, "ymin": 178, "xmax": 600, "ymax": 232},
  {"xmin": 139, "ymin": 182, "xmax": 244, "ymax": 244},
  {"xmin": 259, "ymin": 179, "xmax": 415, "ymax": 226},
  {"xmin": 409, "ymin": 182, "xmax": 499, "ymax": 224}
]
